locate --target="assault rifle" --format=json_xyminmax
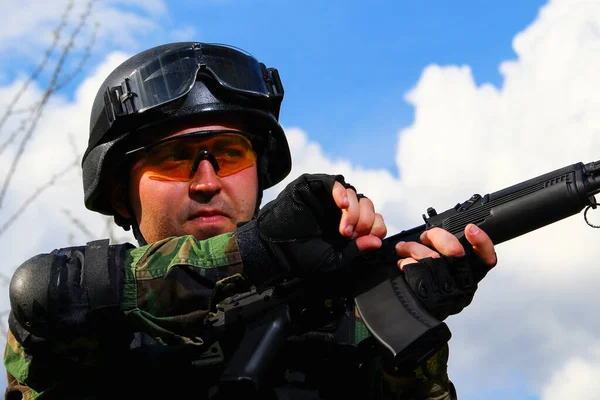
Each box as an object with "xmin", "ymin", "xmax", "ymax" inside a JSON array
[{"xmin": 209, "ymin": 159, "xmax": 600, "ymax": 393}]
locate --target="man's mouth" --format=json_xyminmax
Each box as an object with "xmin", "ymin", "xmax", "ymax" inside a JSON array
[{"xmin": 188, "ymin": 209, "xmax": 229, "ymax": 222}]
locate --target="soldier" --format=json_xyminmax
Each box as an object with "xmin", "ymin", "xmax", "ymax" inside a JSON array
[{"xmin": 4, "ymin": 42, "xmax": 497, "ymax": 399}]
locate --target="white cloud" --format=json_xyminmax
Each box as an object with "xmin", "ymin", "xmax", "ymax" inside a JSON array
[
  {"xmin": 541, "ymin": 348, "xmax": 600, "ymax": 400},
  {"xmin": 0, "ymin": 50, "xmax": 135, "ymax": 281},
  {"xmin": 0, "ymin": 51, "xmax": 136, "ymax": 391},
  {"xmin": 273, "ymin": 0, "xmax": 600, "ymax": 397},
  {"xmin": 264, "ymin": 127, "xmax": 411, "ymax": 235},
  {"xmin": 0, "ymin": 0, "xmax": 168, "ymax": 58}
]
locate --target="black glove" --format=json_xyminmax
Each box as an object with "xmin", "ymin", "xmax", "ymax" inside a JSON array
[
  {"xmin": 402, "ymin": 247, "xmax": 494, "ymax": 320},
  {"xmin": 235, "ymin": 173, "xmax": 362, "ymax": 286}
]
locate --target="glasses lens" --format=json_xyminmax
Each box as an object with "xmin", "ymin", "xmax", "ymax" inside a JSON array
[{"xmin": 138, "ymin": 133, "xmax": 256, "ymax": 181}]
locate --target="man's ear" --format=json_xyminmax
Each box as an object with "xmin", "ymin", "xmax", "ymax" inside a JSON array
[{"xmin": 110, "ymin": 183, "xmax": 132, "ymax": 219}]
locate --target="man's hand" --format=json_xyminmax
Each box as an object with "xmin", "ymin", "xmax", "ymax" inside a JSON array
[
  {"xmin": 332, "ymin": 181, "xmax": 387, "ymax": 252},
  {"xmin": 395, "ymin": 225, "xmax": 497, "ymax": 270},
  {"xmin": 394, "ymin": 225, "xmax": 497, "ymax": 320},
  {"xmin": 235, "ymin": 174, "xmax": 383, "ymax": 285}
]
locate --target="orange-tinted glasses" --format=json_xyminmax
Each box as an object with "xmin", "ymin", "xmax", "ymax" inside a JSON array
[{"xmin": 125, "ymin": 130, "xmax": 257, "ymax": 181}]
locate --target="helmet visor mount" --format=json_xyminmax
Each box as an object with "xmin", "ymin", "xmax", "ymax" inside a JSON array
[{"xmin": 103, "ymin": 43, "xmax": 284, "ymax": 124}]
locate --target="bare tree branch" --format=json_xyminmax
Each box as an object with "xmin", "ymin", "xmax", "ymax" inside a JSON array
[
  {"xmin": 0, "ymin": 0, "xmax": 95, "ymax": 209},
  {"xmin": 0, "ymin": 117, "xmax": 29, "ymax": 158},
  {"xmin": 67, "ymin": 132, "xmax": 80, "ymax": 161},
  {"xmin": 54, "ymin": 17, "xmax": 99, "ymax": 92},
  {"xmin": 0, "ymin": 1, "xmax": 104, "ymax": 343},
  {"xmin": 0, "ymin": 0, "xmax": 74, "ymax": 136},
  {"xmin": 61, "ymin": 208, "xmax": 95, "ymax": 239},
  {"xmin": 0, "ymin": 3, "xmax": 97, "ymax": 160},
  {"xmin": 0, "ymin": 273, "xmax": 11, "ymax": 287},
  {"xmin": 0, "ymin": 157, "xmax": 78, "ymax": 237},
  {"xmin": 0, "ymin": 310, "xmax": 10, "ymax": 340},
  {"xmin": 1, "ymin": 106, "xmax": 40, "ymax": 116}
]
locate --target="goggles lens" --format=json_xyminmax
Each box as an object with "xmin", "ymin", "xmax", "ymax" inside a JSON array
[
  {"xmin": 119, "ymin": 43, "xmax": 280, "ymax": 114},
  {"xmin": 129, "ymin": 131, "xmax": 257, "ymax": 181}
]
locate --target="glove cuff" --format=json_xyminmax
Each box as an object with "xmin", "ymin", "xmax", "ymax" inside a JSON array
[{"xmin": 234, "ymin": 219, "xmax": 288, "ymax": 287}]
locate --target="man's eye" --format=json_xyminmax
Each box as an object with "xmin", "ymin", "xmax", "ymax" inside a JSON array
[
  {"xmin": 171, "ymin": 148, "xmax": 195, "ymax": 161},
  {"xmin": 224, "ymin": 150, "xmax": 243, "ymax": 158},
  {"xmin": 156, "ymin": 161, "xmax": 181, "ymax": 171},
  {"xmin": 216, "ymin": 146, "xmax": 244, "ymax": 158}
]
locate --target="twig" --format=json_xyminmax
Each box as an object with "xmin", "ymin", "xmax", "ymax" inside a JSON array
[
  {"xmin": 0, "ymin": 309, "xmax": 10, "ymax": 340},
  {"xmin": 0, "ymin": 272, "xmax": 11, "ymax": 287},
  {"xmin": 67, "ymin": 132, "xmax": 80, "ymax": 162},
  {"xmin": 61, "ymin": 208, "xmax": 95, "ymax": 239},
  {"xmin": 0, "ymin": 105, "xmax": 40, "ymax": 116},
  {"xmin": 0, "ymin": 0, "xmax": 95, "ymax": 209},
  {"xmin": 0, "ymin": 158, "xmax": 78, "ymax": 237},
  {"xmin": 54, "ymin": 10, "xmax": 98, "ymax": 92},
  {"xmin": 0, "ymin": 117, "xmax": 30, "ymax": 158},
  {"xmin": 0, "ymin": 0, "xmax": 73, "ymax": 136},
  {"xmin": 0, "ymin": 1, "xmax": 97, "ymax": 160}
]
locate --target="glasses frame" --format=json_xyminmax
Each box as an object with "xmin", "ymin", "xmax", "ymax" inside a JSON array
[{"xmin": 125, "ymin": 129, "xmax": 259, "ymax": 179}]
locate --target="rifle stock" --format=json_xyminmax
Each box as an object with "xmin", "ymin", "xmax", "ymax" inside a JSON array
[{"xmin": 354, "ymin": 159, "xmax": 600, "ymax": 369}]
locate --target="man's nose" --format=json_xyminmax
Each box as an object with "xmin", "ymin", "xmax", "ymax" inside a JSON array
[{"xmin": 189, "ymin": 159, "xmax": 223, "ymax": 194}]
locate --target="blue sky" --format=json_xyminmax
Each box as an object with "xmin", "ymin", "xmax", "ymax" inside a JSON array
[
  {"xmin": 2, "ymin": 0, "xmax": 547, "ymax": 173},
  {"xmin": 184, "ymin": 0, "xmax": 546, "ymax": 167},
  {"xmin": 2, "ymin": 1, "xmax": 600, "ymax": 399}
]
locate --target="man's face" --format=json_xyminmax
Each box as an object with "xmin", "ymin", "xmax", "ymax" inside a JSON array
[{"xmin": 124, "ymin": 124, "xmax": 259, "ymax": 243}]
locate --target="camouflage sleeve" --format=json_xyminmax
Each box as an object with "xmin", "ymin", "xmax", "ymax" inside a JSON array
[
  {"xmin": 121, "ymin": 233, "xmax": 249, "ymax": 346},
  {"xmin": 4, "ymin": 330, "xmax": 40, "ymax": 400},
  {"xmin": 3, "ymin": 233, "xmax": 247, "ymax": 398}
]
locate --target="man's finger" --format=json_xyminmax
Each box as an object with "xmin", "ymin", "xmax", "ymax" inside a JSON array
[
  {"xmin": 339, "ymin": 188, "xmax": 359, "ymax": 238},
  {"xmin": 397, "ymin": 257, "xmax": 418, "ymax": 271},
  {"xmin": 464, "ymin": 224, "xmax": 497, "ymax": 267},
  {"xmin": 355, "ymin": 235, "xmax": 382, "ymax": 252},
  {"xmin": 332, "ymin": 181, "xmax": 349, "ymax": 209},
  {"xmin": 395, "ymin": 241, "xmax": 440, "ymax": 261},
  {"xmin": 419, "ymin": 227, "xmax": 465, "ymax": 257},
  {"xmin": 353, "ymin": 197, "xmax": 376, "ymax": 237},
  {"xmin": 370, "ymin": 213, "xmax": 387, "ymax": 239}
]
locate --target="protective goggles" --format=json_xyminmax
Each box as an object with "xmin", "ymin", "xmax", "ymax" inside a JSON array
[
  {"xmin": 125, "ymin": 130, "xmax": 257, "ymax": 181},
  {"xmin": 104, "ymin": 43, "xmax": 284, "ymax": 122}
]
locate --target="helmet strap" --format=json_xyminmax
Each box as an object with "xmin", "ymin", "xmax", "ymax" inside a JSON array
[
  {"xmin": 117, "ymin": 177, "xmax": 147, "ymax": 246},
  {"xmin": 254, "ymin": 179, "xmax": 264, "ymax": 218},
  {"xmin": 126, "ymin": 202, "xmax": 148, "ymax": 246},
  {"xmin": 131, "ymin": 219, "xmax": 148, "ymax": 246}
]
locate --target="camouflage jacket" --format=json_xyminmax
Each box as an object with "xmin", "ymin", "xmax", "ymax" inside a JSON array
[{"xmin": 4, "ymin": 234, "xmax": 455, "ymax": 399}]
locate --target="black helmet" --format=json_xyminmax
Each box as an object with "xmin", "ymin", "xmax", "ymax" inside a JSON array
[{"xmin": 83, "ymin": 42, "xmax": 291, "ymax": 226}]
